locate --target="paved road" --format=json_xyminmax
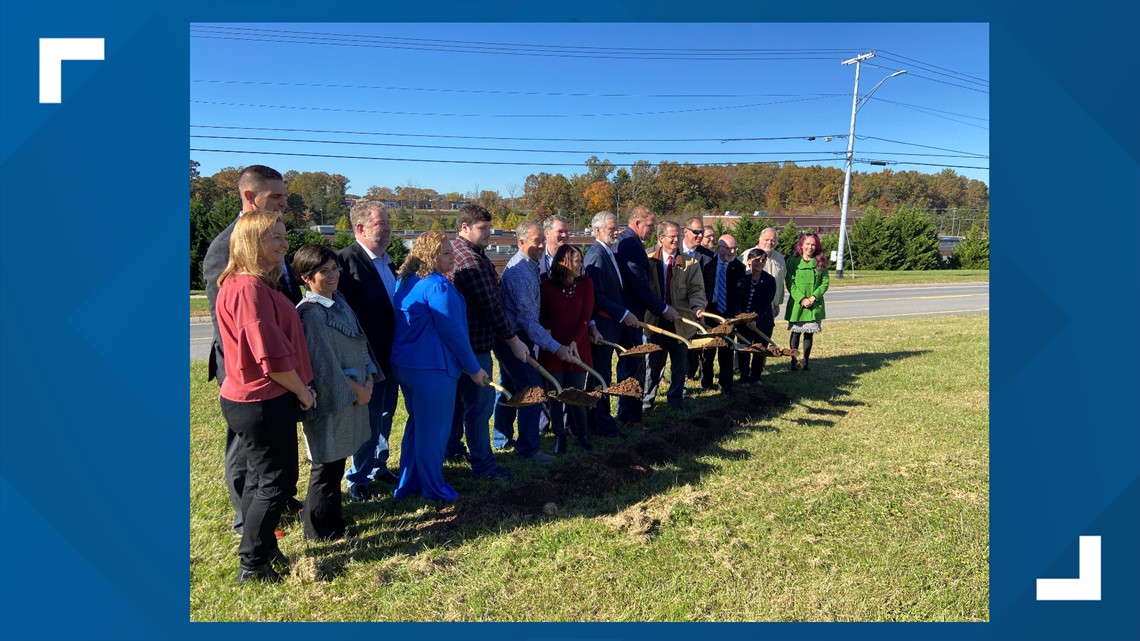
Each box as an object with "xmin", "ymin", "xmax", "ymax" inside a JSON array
[{"xmin": 189, "ymin": 282, "xmax": 988, "ymax": 361}]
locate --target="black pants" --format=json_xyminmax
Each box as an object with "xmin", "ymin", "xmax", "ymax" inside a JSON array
[
  {"xmin": 687, "ymin": 348, "xmax": 716, "ymax": 387},
  {"xmin": 738, "ymin": 329, "xmax": 770, "ymax": 381},
  {"xmin": 587, "ymin": 341, "xmax": 618, "ymax": 435},
  {"xmin": 303, "ymin": 458, "xmax": 347, "ymax": 540},
  {"xmin": 615, "ymin": 324, "xmax": 648, "ymax": 423},
  {"xmin": 221, "ymin": 393, "xmax": 300, "ymax": 568},
  {"xmin": 644, "ymin": 333, "xmax": 688, "ymax": 409},
  {"xmin": 224, "ymin": 425, "xmax": 249, "ymax": 533}
]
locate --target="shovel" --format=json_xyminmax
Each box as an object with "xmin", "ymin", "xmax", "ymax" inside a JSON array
[
  {"xmin": 527, "ymin": 356, "xmax": 600, "ymax": 408},
  {"xmin": 598, "ymin": 338, "xmax": 661, "ymax": 357}
]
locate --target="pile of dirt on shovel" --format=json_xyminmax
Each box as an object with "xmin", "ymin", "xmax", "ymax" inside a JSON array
[
  {"xmin": 501, "ymin": 385, "xmax": 549, "ymax": 407},
  {"xmin": 619, "ymin": 343, "xmax": 661, "ymax": 357},
  {"xmin": 603, "ymin": 377, "xmax": 643, "ymax": 398},
  {"xmin": 420, "ymin": 384, "xmax": 791, "ymax": 535}
]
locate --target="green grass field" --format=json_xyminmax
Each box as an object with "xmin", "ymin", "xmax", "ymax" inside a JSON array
[{"xmin": 190, "ymin": 314, "xmax": 988, "ymax": 621}]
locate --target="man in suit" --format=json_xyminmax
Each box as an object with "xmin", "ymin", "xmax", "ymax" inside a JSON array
[
  {"xmin": 335, "ymin": 200, "xmax": 401, "ymax": 501},
  {"xmin": 583, "ymin": 211, "xmax": 641, "ymax": 437},
  {"xmin": 643, "ymin": 221, "xmax": 707, "ymax": 411},
  {"xmin": 680, "ymin": 216, "xmax": 718, "ymax": 390},
  {"xmin": 537, "ymin": 215, "xmax": 570, "ymax": 278},
  {"xmin": 614, "ymin": 205, "xmax": 677, "ymax": 427},
  {"xmin": 202, "ymin": 164, "xmax": 303, "ymax": 535},
  {"xmin": 710, "ymin": 234, "xmax": 746, "ymax": 392}
]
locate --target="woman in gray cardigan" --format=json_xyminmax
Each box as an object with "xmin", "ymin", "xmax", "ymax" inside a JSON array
[{"xmin": 293, "ymin": 244, "xmax": 379, "ymax": 540}]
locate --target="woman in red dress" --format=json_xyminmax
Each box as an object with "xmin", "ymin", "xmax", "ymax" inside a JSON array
[{"xmin": 539, "ymin": 244, "xmax": 595, "ymax": 453}]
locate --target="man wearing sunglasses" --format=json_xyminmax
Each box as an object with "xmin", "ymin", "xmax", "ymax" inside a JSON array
[{"xmin": 681, "ymin": 217, "xmax": 719, "ymax": 391}]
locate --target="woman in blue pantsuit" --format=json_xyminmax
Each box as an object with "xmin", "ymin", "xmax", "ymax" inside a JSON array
[{"xmin": 390, "ymin": 231, "xmax": 489, "ymax": 501}]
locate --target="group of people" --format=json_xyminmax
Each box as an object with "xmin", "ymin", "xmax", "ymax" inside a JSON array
[{"xmin": 203, "ymin": 165, "xmax": 831, "ymax": 584}]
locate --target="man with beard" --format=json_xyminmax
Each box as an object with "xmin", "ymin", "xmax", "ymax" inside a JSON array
[
  {"xmin": 583, "ymin": 211, "xmax": 641, "ymax": 438},
  {"xmin": 444, "ymin": 204, "xmax": 529, "ymax": 478}
]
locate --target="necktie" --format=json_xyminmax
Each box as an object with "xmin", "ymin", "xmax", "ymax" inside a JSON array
[
  {"xmin": 717, "ymin": 262, "xmax": 727, "ymax": 312},
  {"xmin": 664, "ymin": 255, "xmax": 673, "ymax": 306}
]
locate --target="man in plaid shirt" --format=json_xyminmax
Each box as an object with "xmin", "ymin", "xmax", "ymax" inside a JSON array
[{"xmin": 445, "ymin": 204, "xmax": 530, "ymax": 479}]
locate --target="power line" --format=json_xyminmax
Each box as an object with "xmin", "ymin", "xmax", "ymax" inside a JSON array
[
  {"xmin": 191, "ymin": 79, "xmax": 846, "ymax": 100},
  {"xmin": 865, "ymin": 62, "xmax": 989, "ymax": 94},
  {"xmin": 873, "ymin": 99, "xmax": 989, "ymax": 131},
  {"xmin": 191, "ymin": 94, "xmax": 842, "ymax": 118},
  {"xmin": 191, "ymin": 124, "xmax": 848, "ymax": 144},
  {"xmin": 872, "ymin": 98, "xmax": 987, "ymax": 122},
  {"xmin": 876, "ymin": 50, "xmax": 988, "ymax": 85},
  {"xmin": 858, "ymin": 135, "xmax": 988, "ymax": 158},
  {"xmin": 191, "ymin": 133, "xmax": 986, "ymax": 159},
  {"xmin": 191, "ymin": 25, "xmax": 863, "ymax": 59},
  {"xmin": 191, "ymin": 147, "xmax": 988, "ymax": 171}
]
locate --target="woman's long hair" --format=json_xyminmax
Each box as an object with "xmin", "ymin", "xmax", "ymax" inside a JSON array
[
  {"xmin": 794, "ymin": 233, "xmax": 828, "ymax": 272},
  {"xmin": 218, "ymin": 210, "xmax": 284, "ymax": 288},
  {"xmin": 549, "ymin": 243, "xmax": 583, "ymax": 288},
  {"xmin": 397, "ymin": 230, "xmax": 446, "ymax": 279}
]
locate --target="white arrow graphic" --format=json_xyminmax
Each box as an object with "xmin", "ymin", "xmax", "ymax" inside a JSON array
[
  {"xmin": 39, "ymin": 38, "xmax": 104, "ymax": 104},
  {"xmin": 1036, "ymin": 535, "xmax": 1101, "ymax": 601}
]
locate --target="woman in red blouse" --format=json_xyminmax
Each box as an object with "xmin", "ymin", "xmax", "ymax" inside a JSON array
[
  {"xmin": 539, "ymin": 244, "xmax": 595, "ymax": 453},
  {"xmin": 216, "ymin": 211, "xmax": 315, "ymax": 584}
]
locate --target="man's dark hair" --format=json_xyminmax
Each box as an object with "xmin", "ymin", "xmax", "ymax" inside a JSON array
[
  {"xmin": 237, "ymin": 164, "xmax": 284, "ymax": 194},
  {"xmin": 456, "ymin": 203, "xmax": 492, "ymax": 229}
]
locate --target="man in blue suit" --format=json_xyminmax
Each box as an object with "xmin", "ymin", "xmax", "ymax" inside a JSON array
[
  {"xmin": 584, "ymin": 211, "xmax": 642, "ymax": 437},
  {"xmin": 614, "ymin": 205, "xmax": 678, "ymax": 427}
]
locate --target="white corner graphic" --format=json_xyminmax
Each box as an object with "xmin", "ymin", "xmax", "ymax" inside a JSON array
[
  {"xmin": 39, "ymin": 38, "xmax": 104, "ymax": 103},
  {"xmin": 1036, "ymin": 535, "xmax": 1101, "ymax": 601}
]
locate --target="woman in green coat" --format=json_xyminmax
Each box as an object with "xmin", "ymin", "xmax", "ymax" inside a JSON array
[{"xmin": 784, "ymin": 233, "xmax": 829, "ymax": 370}]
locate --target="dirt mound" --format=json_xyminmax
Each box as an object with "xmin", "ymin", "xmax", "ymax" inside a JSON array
[
  {"xmin": 429, "ymin": 385, "xmax": 790, "ymax": 534},
  {"xmin": 603, "ymin": 377, "xmax": 643, "ymax": 398},
  {"xmin": 620, "ymin": 343, "xmax": 661, "ymax": 357}
]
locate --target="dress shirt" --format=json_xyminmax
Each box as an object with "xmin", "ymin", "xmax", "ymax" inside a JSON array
[
  {"xmin": 500, "ymin": 251, "xmax": 562, "ymax": 354},
  {"xmin": 357, "ymin": 240, "xmax": 396, "ymax": 300}
]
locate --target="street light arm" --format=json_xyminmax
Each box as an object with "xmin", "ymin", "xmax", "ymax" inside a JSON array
[{"xmin": 856, "ymin": 70, "xmax": 907, "ymax": 112}]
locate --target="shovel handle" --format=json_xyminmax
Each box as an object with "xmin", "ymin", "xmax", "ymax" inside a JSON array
[
  {"xmin": 483, "ymin": 380, "xmax": 512, "ymax": 401},
  {"xmin": 598, "ymin": 339, "xmax": 627, "ymax": 354},
  {"xmin": 526, "ymin": 356, "xmax": 563, "ymax": 393},
  {"xmin": 679, "ymin": 317, "xmax": 710, "ymax": 335},
  {"xmin": 636, "ymin": 320, "xmax": 693, "ymax": 348},
  {"xmin": 702, "ymin": 311, "xmax": 727, "ymax": 324},
  {"xmin": 568, "ymin": 356, "xmax": 608, "ymax": 390}
]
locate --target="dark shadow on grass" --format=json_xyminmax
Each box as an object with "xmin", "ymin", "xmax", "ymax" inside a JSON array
[{"xmin": 309, "ymin": 349, "xmax": 928, "ymax": 572}]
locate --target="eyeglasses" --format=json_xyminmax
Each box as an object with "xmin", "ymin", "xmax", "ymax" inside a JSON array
[{"xmin": 685, "ymin": 228, "xmax": 705, "ymax": 237}]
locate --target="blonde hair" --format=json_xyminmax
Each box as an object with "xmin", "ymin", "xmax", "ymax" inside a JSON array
[
  {"xmin": 398, "ymin": 230, "xmax": 447, "ymax": 279},
  {"xmin": 218, "ymin": 211, "xmax": 284, "ymax": 288}
]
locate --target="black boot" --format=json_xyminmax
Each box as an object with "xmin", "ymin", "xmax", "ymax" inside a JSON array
[
  {"xmin": 238, "ymin": 563, "xmax": 282, "ymax": 584},
  {"xmin": 554, "ymin": 435, "xmax": 568, "ymax": 454}
]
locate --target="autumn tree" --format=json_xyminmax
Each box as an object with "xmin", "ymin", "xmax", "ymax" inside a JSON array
[{"xmin": 583, "ymin": 180, "xmax": 614, "ymax": 214}]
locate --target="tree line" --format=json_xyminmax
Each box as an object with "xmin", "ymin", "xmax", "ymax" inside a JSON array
[{"xmin": 190, "ymin": 158, "xmax": 989, "ymax": 288}]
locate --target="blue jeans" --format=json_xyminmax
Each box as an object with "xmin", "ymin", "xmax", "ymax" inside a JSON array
[
  {"xmin": 345, "ymin": 374, "xmax": 397, "ymax": 489},
  {"xmin": 492, "ymin": 340, "xmax": 544, "ymax": 457},
  {"xmin": 452, "ymin": 352, "xmax": 501, "ymax": 476}
]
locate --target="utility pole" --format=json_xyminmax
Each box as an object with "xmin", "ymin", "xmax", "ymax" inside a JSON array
[{"xmin": 835, "ymin": 52, "xmax": 905, "ymax": 279}]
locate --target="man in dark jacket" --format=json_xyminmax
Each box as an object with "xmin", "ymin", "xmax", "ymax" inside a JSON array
[
  {"xmin": 584, "ymin": 211, "xmax": 642, "ymax": 437},
  {"xmin": 680, "ymin": 216, "xmax": 718, "ymax": 389},
  {"xmin": 334, "ymin": 201, "xmax": 401, "ymax": 501},
  {"xmin": 202, "ymin": 164, "xmax": 303, "ymax": 535},
  {"xmin": 709, "ymin": 234, "xmax": 746, "ymax": 392}
]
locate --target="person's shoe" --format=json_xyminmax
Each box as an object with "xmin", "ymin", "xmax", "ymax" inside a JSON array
[
  {"xmin": 270, "ymin": 547, "xmax": 291, "ymax": 568},
  {"xmin": 554, "ymin": 435, "xmax": 568, "ymax": 454},
  {"xmin": 493, "ymin": 438, "xmax": 516, "ymax": 452},
  {"xmin": 347, "ymin": 484, "xmax": 372, "ymax": 502},
  {"xmin": 474, "ymin": 466, "xmax": 513, "ymax": 481},
  {"xmin": 801, "ymin": 358, "xmax": 810, "ymax": 371},
  {"xmin": 790, "ymin": 357, "xmax": 800, "ymax": 371},
  {"xmin": 517, "ymin": 451, "xmax": 556, "ymax": 464},
  {"xmin": 286, "ymin": 497, "xmax": 304, "ymax": 514},
  {"xmin": 373, "ymin": 469, "xmax": 399, "ymax": 485},
  {"xmin": 667, "ymin": 400, "xmax": 684, "ymax": 410},
  {"xmin": 445, "ymin": 450, "xmax": 470, "ymax": 464},
  {"xmin": 238, "ymin": 563, "xmax": 282, "ymax": 584}
]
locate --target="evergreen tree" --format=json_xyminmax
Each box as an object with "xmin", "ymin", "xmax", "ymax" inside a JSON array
[
  {"xmin": 889, "ymin": 204, "xmax": 943, "ymax": 270},
  {"xmin": 847, "ymin": 209, "xmax": 902, "ymax": 270},
  {"xmin": 953, "ymin": 225, "xmax": 989, "ymax": 269},
  {"xmin": 334, "ymin": 214, "xmax": 352, "ymax": 232},
  {"xmin": 387, "ymin": 235, "xmax": 410, "ymax": 269},
  {"xmin": 777, "ymin": 221, "xmax": 799, "ymax": 257}
]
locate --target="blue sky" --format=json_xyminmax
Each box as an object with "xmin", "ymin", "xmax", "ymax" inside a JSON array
[{"xmin": 190, "ymin": 22, "xmax": 988, "ymax": 197}]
